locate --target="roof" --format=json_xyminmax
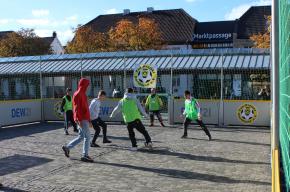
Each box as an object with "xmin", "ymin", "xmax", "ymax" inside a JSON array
[
  {"xmin": 84, "ymin": 9, "xmax": 197, "ymax": 44},
  {"xmin": 237, "ymin": 5, "xmax": 271, "ymax": 39},
  {"xmin": 41, "ymin": 37, "xmax": 55, "ymax": 45},
  {"xmin": 0, "ymin": 31, "xmax": 14, "ymax": 39},
  {"xmin": 0, "ymin": 48, "xmax": 270, "ymax": 75}
]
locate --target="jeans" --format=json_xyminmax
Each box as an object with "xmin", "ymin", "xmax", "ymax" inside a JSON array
[
  {"xmin": 67, "ymin": 120, "xmax": 91, "ymax": 156},
  {"xmin": 183, "ymin": 118, "xmax": 211, "ymax": 137},
  {"xmin": 91, "ymin": 117, "xmax": 108, "ymax": 144},
  {"xmin": 127, "ymin": 119, "xmax": 151, "ymax": 147}
]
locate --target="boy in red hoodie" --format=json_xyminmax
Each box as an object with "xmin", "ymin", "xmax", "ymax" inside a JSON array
[{"xmin": 62, "ymin": 78, "xmax": 93, "ymax": 162}]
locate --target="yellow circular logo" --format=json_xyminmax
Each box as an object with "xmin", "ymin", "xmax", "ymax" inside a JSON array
[
  {"xmin": 133, "ymin": 64, "xmax": 157, "ymax": 88},
  {"xmin": 54, "ymin": 101, "xmax": 64, "ymax": 120},
  {"xmin": 237, "ymin": 104, "xmax": 258, "ymax": 124}
]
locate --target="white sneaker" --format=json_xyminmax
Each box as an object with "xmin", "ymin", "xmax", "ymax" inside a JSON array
[
  {"xmin": 145, "ymin": 142, "xmax": 153, "ymax": 150},
  {"xmin": 130, "ymin": 147, "xmax": 138, "ymax": 151}
]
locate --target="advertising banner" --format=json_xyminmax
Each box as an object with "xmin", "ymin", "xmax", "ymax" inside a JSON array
[
  {"xmin": 173, "ymin": 99, "xmax": 220, "ymax": 125},
  {"xmin": 133, "ymin": 63, "xmax": 157, "ymax": 88},
  {"xmin": 43, "ymin": 99, "xmax": 123, "ymax": 122},
  {"xmin": 0, "ymin": 100, "xmax": 41, "ymax": 126}
]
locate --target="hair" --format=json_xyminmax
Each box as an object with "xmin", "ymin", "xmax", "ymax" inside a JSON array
[
  {"xmin": 98, "ymin": 90, "xmax": 106, "ymax": 97},
  {"xmin": 66, "ymin": 88, "xmax": 72, "ymax": 92},
  {"xmin": 127, "ymin": 88, "xmax": 134, "ymax": 93},
  {"xmin": 184, "ymin": 90, "xmax": 191, "ymax": 96}
]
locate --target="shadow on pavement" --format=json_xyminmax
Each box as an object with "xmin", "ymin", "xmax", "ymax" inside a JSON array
[
  {"xmin": 138, "ymin": 148, "xmax": 269, "ymax": 165},
  {"xmin": 0, "ymin": 122, "xmax": 63, "ymax": 141},
  {"xmin": 0, "ymin": 154, "xmax": 53, "ymax": 176},
  {"xmin": 96, "ymin": 161, "xmax": 271, "ymax": 185},
  {"xmin": 0, "ymin": 186, "xmax": 28, "ymax": 192},
  {"xmin": 184, "ymin": 137, "xmax": 270, "ymax": 147}
]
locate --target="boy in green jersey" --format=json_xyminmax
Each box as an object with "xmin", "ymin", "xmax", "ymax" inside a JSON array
[
  {"xmin": 110, "ymin": 88, "xmax": 153, "ymax": 151},
  {"xmin": 145, "ymin": 88, "xmax": 165, "ymax": 127},
  {"xmin": 181, "ymin": 90, "xmax": 211, "ymax": 140}
]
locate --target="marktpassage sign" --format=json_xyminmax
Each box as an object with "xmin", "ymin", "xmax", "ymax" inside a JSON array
[
  {"xmin": 133, "ymin": 64, "xmax": 157, "ymax": 88},
  {"xmin": 193, "ymin": 33, "xmax": 233, "ymax": 42}
]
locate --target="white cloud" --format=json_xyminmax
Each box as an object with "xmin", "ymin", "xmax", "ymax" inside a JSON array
[
  {"xmin": 225, "ymin": 0, "xmax": 271, "ymax": 20},
  {"xmin": 17, "ymin": 18, "xmax": 51, "ymax": 26},
  {"xmin": 185, "ymin": 0, "xmax": 198, "ymax": 2},
  {"xmin": 0, "ymin": 19, "xmax": 9, "ymax": 25},
  {"xmin": 16, "ymin": 15, "xmax": 78, "ymax": 27},
  {"xmin": 105, "ymin": 8, "xmax": 118, "ymax": 14},
  {"xmin": 34, "ymin": 29, "xmax": 52, "ymax": 37},
  {"xmin": 32, "ymin": 9, "xmax": 50, "ymax": 17}
]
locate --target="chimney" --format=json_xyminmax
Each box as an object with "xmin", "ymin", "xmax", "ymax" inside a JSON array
[
  {"xmin": 52, "ymin": 31, "xmax": 57, "ymax": 38},
  {"xmin": 123, "ymin": 9, "xmax": 130, "ymax": 15},
  {"xmin": 147, "ymin": 7, "xmax": 154, "ymax": 13}
]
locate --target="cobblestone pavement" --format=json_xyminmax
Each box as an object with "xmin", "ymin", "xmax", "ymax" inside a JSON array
[{"xmin": 0, "ymin": 122, "xmax": 271, "ymax": 192}]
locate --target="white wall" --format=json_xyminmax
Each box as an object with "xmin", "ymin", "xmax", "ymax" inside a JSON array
[{"xmin": 50, "ymin": 38, "xmax": 65, "ymax": 54}]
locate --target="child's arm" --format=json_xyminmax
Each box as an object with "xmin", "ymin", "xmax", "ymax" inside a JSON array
[
  {"xmin": 137, "ymin": 99, "xmax": 149, "ymax": 118},
  {"xmin": 158, "ymin": 96, "xmax": 164, "ymax": 108}
]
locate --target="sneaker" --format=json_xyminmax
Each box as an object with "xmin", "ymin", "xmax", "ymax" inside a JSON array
[
  {"xmin": 90, "ymin": 143, "xmax": 100, "ymax": 147},
  {"xmin": 81, "ymin": 156, "xmax": 94, "ymax": 163},
  {"xmin": 130, "ymin": 147, "xmax": 138, "ymax": 151},
  {"xmin": 208, "ymin": 134, "xmax": 212, "ymax": 141},
  {"xmin": 103, "ymin": 139, "xmax": 112, "ymax": 144},
  {"xmin": 181, "ymin": 134, "xmax": 187, "ymax": 139},
  {"xmin": 149, "ymin": 124, "xmax": 154, "ymax": 127},
  {"xmin": 62, "ymin": 146, "xmax": 70, "ymax": 158},
  {"xmin": 64, "ymin": 130, "xmax": 69, "ymax": 135},
  {"xmin": 145, "ymin": 142, "xmax": 153, "ymax": 150}
]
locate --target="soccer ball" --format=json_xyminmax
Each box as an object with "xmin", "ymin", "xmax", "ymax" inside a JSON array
[
  {"xmin": 137, "ymin": 68, "xmax": 153, "ymax": 84},
  {"xmin": 240, "ymin": 106, "xmax": 255, "ymax": 121}
]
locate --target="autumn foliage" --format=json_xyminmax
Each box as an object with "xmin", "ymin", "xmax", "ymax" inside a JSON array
[
  {"xmin": 66, "ymin": 18, "xmax": 163, "ymax": 53},
  {"xmin": 250, "ymin": 16, "xmax": 271, "ymax": 48},
  {"xmin": 0, "ymin": 29, "xmax": 51, "ymax": 57}
]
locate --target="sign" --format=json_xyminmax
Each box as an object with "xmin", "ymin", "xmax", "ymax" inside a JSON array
[
  {"xmin": 0, "ymin": 100, "xmax": 41, "ymax": 126},
  {"xmin": 237, "ymin": 103, "xmax": 258, "ymax": 124},
  {"xmin": 54, "ymin": 101, "xmax": 63, "ymax": 119},
  {"xmin": 193, "ymin": 33, "xmax": 232, "ymax": 41},
  {"xmin": 133, "ymin": 64, "xmax": 157, "ymax": 88}
]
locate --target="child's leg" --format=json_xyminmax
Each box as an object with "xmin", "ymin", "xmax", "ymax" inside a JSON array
[
  {"xmin": 135, "ymin": 119, "xmax": 151, "ymax": 144},
  {"xmin": 183, "ymin": 118, "xmax": 191, "ymax": 136},
  {"xmin": 97, "ymin": 118, "xmax": 107, "ymax": 140},
  {"xmin": 155, "ymin": 111, "xmax": 165, "ymax": 126},
  {"xmin": 91, "ymin": 119, "xmax": 101, "ymax": 144},
  {"xmin": 196, "ymin": 119, "xmax": 211, "ymax": 138},
  {"xmin": 127, "ymin": 122, "xmax": 137, "ymax": 147},
  {"xmin": 149, "ymin": 112, "xmax": 154, "ymax": 126}
]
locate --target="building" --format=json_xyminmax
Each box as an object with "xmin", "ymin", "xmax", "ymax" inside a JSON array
[
  {"xmin": 0, "ymin": 48, "xmax": 270, "ymax": 100},
  {"xmin": 83, "ymin": 6, "xmax": 271, "ymax": 50},
  {"xmin": 0, "ymin": 31, "xmax": 65, "ymax": 55}
]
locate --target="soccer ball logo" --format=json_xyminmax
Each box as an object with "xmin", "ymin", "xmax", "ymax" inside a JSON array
[
  {"xmin": 134, "ymin": 64, "xmax": 157, "ymax": 88},
  {"xmin": 137, "ymin": 68, "xmax": 153, "ymax": 83},
  {"xmin": 237, "ymin": 104, "xmax": 257, "ymax": 124},
  {"xmin": 54, "ymin": 101, "xmax": 64, "ymax": 120}
]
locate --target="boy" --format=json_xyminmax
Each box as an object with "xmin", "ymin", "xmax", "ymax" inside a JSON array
[
  {"xmin": 62, "ymin": 78, "xmax": 94, "ymax": 162},
  {"xmin": 145, "ymin": 88, "xmax": 165, "ymax": 127},
  {"xmin": 110, "ymin": 88, "xmax": 153, "ymax": 151},
  {"xmin": 181, "ymin": 90, "xmax": 212, "ymax": 140},
  {"xmin": 89, "ymin": 90, "xmax": 112, "ymax": 147},
  {"xmin": 61, "ymin": 88, "xmax": 78, "ymax": 135}
]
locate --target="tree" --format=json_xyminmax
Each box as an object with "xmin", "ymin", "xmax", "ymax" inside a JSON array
[
  {"xmin": 66, "ymin": 26, "xmax": 109, "ymax": 53},
  {"xmin": 0, "ymin": 29, "xmax": 51, "ymax": 57},
  {"xmin": 109, "ymin": 18, "xmax": 163, "ymax": 51},
  {"xmin": 250, "ymin": 16, "xmax": 271, "ymax": 48}
]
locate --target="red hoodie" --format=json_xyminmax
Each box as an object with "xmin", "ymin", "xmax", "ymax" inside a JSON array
[{"xmin": 73, "ymin": 78, "xmax": 90, "ymax": 122}]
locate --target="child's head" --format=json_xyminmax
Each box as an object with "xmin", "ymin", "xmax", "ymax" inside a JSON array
[
  {"xmin": 184, "ymin": 90, "xmax": 191, "ymax": 99},
  {"xmin": 66, "ymin": 88, "xmax": 72, "ymax": 95},
  {"xmin": 98, "ymin": 90, "xmax": 106, "ymax": 100},
  {"xmin": 151, "ymin": 88, "xmax": 156, "ymax": 94}
]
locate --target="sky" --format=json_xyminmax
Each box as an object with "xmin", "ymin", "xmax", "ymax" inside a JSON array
[{"xmin": 0, "ymin": 0, "xmax": 271, "ymax": 45}]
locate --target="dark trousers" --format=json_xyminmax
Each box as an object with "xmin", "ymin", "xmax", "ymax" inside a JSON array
[
  {"xmin": 149, "ymin": 110, "xmax": 163, "ymax": 124},
  {"xmin": 64, "ymin": 110, "xmax": 77, "ymax": 131},
  {"xmin": 127, "ymin": 119, "xmax": 151, "ymax": 147},
  {"xmin": 91, "ymin": 117, "xmax": 108, "ymax": 144},
  {"xmin": 183, "ymin": 118, "xmax": 211, "ymax": 137}
]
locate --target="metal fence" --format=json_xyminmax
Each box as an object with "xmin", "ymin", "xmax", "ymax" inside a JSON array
[{"xmin": 0, "ymin": 48, "xmax": 270, "ymax": 104}]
